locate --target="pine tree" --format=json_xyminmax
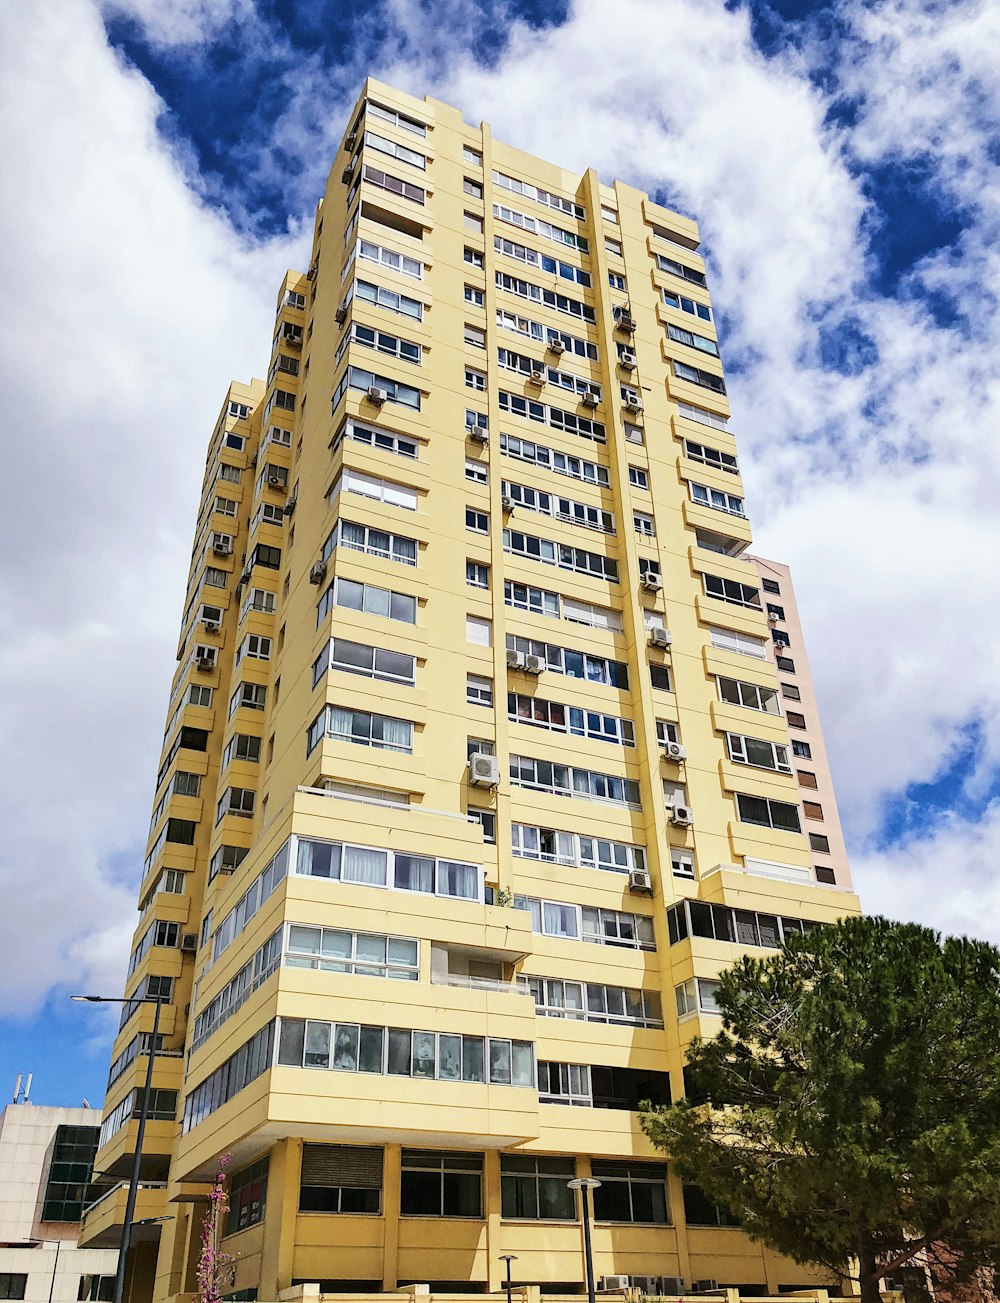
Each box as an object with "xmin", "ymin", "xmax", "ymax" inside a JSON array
[{"xmin": 641, "ymin": 916, "xmax": 1000, "ymax": 1303}]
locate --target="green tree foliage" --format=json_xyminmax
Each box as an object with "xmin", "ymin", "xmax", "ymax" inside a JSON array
[{"xmin": 641, "ymin": 916, "xmax": 1000, "ymax": 1303}]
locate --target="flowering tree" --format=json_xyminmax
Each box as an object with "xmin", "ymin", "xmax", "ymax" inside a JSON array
[{"xmin": 196, "ymin": 1155, "xmax": 237, "ymax": 1303}]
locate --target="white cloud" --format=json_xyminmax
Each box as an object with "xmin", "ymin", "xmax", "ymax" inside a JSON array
[
  {"xmin": 98, "ymin": 0, "xmax": 253, "ymax": 46},
  {"xmin": 0, "ymin": 0, "xmax": 305, "ymax": 1014}
]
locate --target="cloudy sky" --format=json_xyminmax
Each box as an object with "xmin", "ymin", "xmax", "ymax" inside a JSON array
[{"xmin": 1, "ymin": 0, "xmax": 998, "ymax": 1105}]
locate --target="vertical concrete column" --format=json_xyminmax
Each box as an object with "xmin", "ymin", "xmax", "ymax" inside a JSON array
[
  {"xmin": 668, "ymin": 1171, "xmax": 692, "ymax": 1288},
  {"xmin": 260, "ymin": 1139, "xmax": 302, "ymax": 1296},
  {"xmin": 382, "ymin": 1144, "xmax": 402, "ymax": 1290},
  {"xmin": 484, "ymin": 1149, "xmax": 503, "ymax": 1292}
]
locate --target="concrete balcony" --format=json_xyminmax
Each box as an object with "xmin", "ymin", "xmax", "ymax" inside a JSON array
[{"xmin": 77, "ymin": 1180, "xmax": 169, "ymax": 1248}]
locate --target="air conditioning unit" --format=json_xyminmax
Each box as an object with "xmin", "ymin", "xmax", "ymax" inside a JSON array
[
  {"xmin": 648, "ymin": 626, "xmax": 672, "ymax": 648},
  {"xmin": 523, "ymin": 653, "xmax": 545, "ymax": 674},
  {"xmin": 768, "ymin": 611, "xmax": 779, "ymax": 622},
  {"xmin": 309, "ymin": 560, "xmax": 327, "ymax": 585},
  {"xmin": 345, "ymin": 131, "xmax": 357, "ymax": 150},
  {"xmin": 203, "ymin": 619, "xmax": 221, "ymax": 634},
  {"xmin": 180, "ymin": 933, "xmax": 198, "ymax": 953},
  {"xmin": 641, "ymin": 572, "xmax": 663, "ymax": 593},
  {"xmin": 651, "ymin": 1279, "xmax": 686, "ymax": 1296},
  {"xmin": 306, "ymin": 261, "xmax": 318, "ymax": 282},
  {"xmin": 528, "ymin": 369, "xmax": 544, "ymax": 384},
  {"xmin": 341, "ymin": 165, "xmax": 354, "ymax": 184},
  {"xmin": 619, "ymin": 350, "xmax": 637, "ymax": 370},
  {"xmin": 598, "ymin": 1278, "xmax": 630, "ymax": 1293},
  {"xmin": 195, "ymin": 648, "xmax": 217, "ymax": 671},
  {"xmin": 614, "ymin": 307, "xmax": 636, "ymax": 333},
  {"xmin": 691, "ymin": 1282, "xmax": 719, "ymax": 1294},
  {"xmin": 506, "ymin": 648, "xmax": 526, "ymax": 670},
  {"xmin": 468, "ymin": 752, "xmax": 501, "ymax": 788},
  {"xmin": 662, "ymin": 741, "xmax": 687, "ymax": 762},
  {"xmin": 468, "ymin": 424, "xmax": 489, "ymax": 443},
  {"xmin": 624, "ymin": 396, "xmax": 645, "ymax": 413},
  {"xmin": 366, "ymin": 386, "xmax": 387, "ymax": 405},
  {"xmin": 547, "ymin": 337, "xmax": 565, "ymax": 355},
  {"xmin": 212, "ymin": 539, "xmax": 232, "ymax": 556},
  {"xmin": 501, "ymin": 494, "xmax": 515, "ymax": 512},
  {"xmin": 267, "ymin": 473, "xmax": 286, "ymax": 489},
  {"xmin": 670, "ymin": 803, "xmax": 694, "ymax": 828},
  {"xmin": 335, "ymin": 304, "xmax": 348, "ymax": 324},
  {"xmin": 582, "ymin": 390, "xmax": 599, "ymax": 408},
  {"xmin": 628, "ymin": 868, "xmax": 653, "ymax": 895}
]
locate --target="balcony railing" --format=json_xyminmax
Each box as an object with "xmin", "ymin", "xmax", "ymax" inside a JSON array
[
  {"xmin": 431, "ymin": 972, "xmax": 527, "ymax": 996},
  {"xmin": 82, "ymin": 1180, "xmax": 168, "ymax": 1218}
]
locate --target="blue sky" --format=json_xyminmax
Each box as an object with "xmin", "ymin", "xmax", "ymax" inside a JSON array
[{"xmin": 1, "ymin": 0, "xmax": 998, "ymax": 1110}]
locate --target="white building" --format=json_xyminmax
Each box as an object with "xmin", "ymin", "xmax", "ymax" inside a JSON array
[{"xmin": 0, "ymin": 1101, "xmax": 118, "ymax": 1303}]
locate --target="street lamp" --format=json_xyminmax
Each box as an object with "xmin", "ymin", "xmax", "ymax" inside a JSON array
[
  {"xmin": 499, "ymin": 1253, "xmax": 518, "ymax": 1303},
  {"xmin": 71, "ymin": 994, "xmax": 166, "ymax": 1303},
  {"xmin": 567, "ymin": 1177, "xmax": 601, "ymax": 1303}
]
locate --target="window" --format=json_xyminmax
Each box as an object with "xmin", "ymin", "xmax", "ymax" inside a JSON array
[
  {"xmin": 464, "ymin": 284, "xmax": 485, "ymax": 307},
  {"xmin": 524, "ymin": 977, "xmax": 662, "ymax": 1028},
  {"xmin": 78, "ymin": 1278, "xmax": 114, "ymax": 1301},
  {"xmin": 798, "ymin": 770, "xmax": 819, "ymax": 789},
  {"xmin": 209, "ymin": 845, "xmax": 247, "ymax": 881},
  {"xmin": 285, "ymin": 926, "xmax": 418, "ymax": 981},
  {"xmin": 803, "ymin": 801, "xmax": 824, "ymax": 821},
  {"xmin": 356, "ymin": 238, "xmax": 422, "ymax": 279},
  {"xmin": 318, "ymin": 577, "xmax": 416, "ymax": 627},
  {"xmin": 501, "ymin": 480, "xmax": 614, "ymax": 534},
  {"xmin": 781, "ymin": 682, "xmax": 801, "ymax": 701},
  {"xmin": 236, "ymin": 634, "xmax": 271, "ymax": 663},
  {"xmin": 492, "ymin": 199, "xmax": 588, "ymax": 248},
  {"xmin": 629, "ymin": 465, "xmax": 649, "ymax": 489},
  {"xmin": 367, "ymin": 99, "xmax": 427, "ymax": 135},
  {"xmin": 360, "ymin": 162, "xmax": 425, "ymax": 204},
  {"xmin": 466, "ymin": 507, "xmax": 489, "ymax": 533},
  {"xmin": 0, "ymin": 1278, "xmax": 27, "ymax": 1300},
  {"xmin": 217, "ymin": 463, "xmax": 242, "ymax": 483},
  {"xmin": 216, "ymin": 786, "xmax": 255, "ymax": 822},
  {"xmin": 496, "ymin": 272, "xmax": 595, "ymax": 323},
  {"xmin": 465, "ymin": 366, "xmax": 486, "ymax": 391},
  {"xmin": 672, "ymin": 847, "xmax": 695, "ymax": 879},
  {"xmin": 351, "ymin": 277, "xmax": 423, "ymax": 321},
  {"xmin": 299, "ymin": 1143, "xmax": 383, "ymax": 1214},
  {"xmin": 512, "ymin": 823, "xmax": 645, "ymax": 875},
  {"xmin": 655, "ymin": 252, "xmax": 707, "ymax": 286},
  {"xmin": 690, "ymin": 482, "xmax": 744, "ymax": 516},
  {"xmin": 329, "ymin": 467, "xmax": 417, "ymax": 511},
  {"xmin": 341, "ymin": 321, "xmax": 421, "ymax": 365},
  {"xmin": 608, "ymin": 271, "xmax": 627, "ymax": 290},
  {"xmin": 223, "ymin": 734, "xmax": 261, "ymax": 767},
  {"xmin": 685, "ymin": 439, "xmax": 738, "ymax": 474},
  {"xmin": 816, "ymin": 865, "xmax": 837, "ymax": 884},
  {"xmin": 500, "ymin": 1155, "xmax": 576, "ymax": 1221},
  {"xmin": 776, "ymin": 655, "xmax": 796, "ymax": 672},
  {"xmin": 709, "ymin": 625, "xmax": 766, "ymax": 658},
  {"xmin": 466, "ymin": 615, "xmax": 492, "ymax": 646},
  {"xmin": 683, "ymin": 1184, "xmax": 741, "ymax": 1227},
  {"xmin": 228, "ymin": 1157, "xmax": 268, "ymax": 1234},
  {"xmin": 792, "ymin": 739, "xmax": 812, "ymax": 758},
  {"xmin": 810, "ymin": 833, "xmax": 831, "ymax": 852},
  {"xmin": 667, "ymin": 899, "xmax": 820, "ymax": 948},
  {"xmin": 498, "ymin": 390, "xmax": 606, "ymax": 443},
  {"xmin": 492, "ymin": 168, "xmax": 585, "ymax": 219},
  {"xmin": 503, "ymin": 528, "xmax": 618, "ymax": 582},
  {"xmin": 508, "ymin": 693, "xmax": 634, "ymax": 747},
  {"xmin": 668, "ymin": 322, "xmax": 719, "ymax": 356},
  {"xmin": 510, "ymin": 754, "xmax": 640, "ymax": 806},
  {"xmin": 727, "ymin": 733, "xmax": 791, "ymax": 773},
  {"xmin": 469, "ymin": 808, "xmax": 496, "ymax": 844},
  {"xmin": 675, "ymin": 977, "xmax": 722, "ymax": 1016},
  {"xmin": 499, "ymin": 433, "xmax": 609, "ymax": 488},
  {"xmin": 662, "ymin": 288, "xmax": 713, "ymax": 322},
  {"xmin": 40, "ymin": 1124, "xmax": 99, "ymax": 1221},
  {"xmin": 401, "ymin": 1150, "xmax": 483, "ymax": 1218},
  {"xmin": 505, "ymin": 633, "xmax": 627, "ymax": 688},
  {"xmin": 704, "ymin": 574, "xmax": 760, "ymax": 608},
  {"xmin": 182, "ymin": 1022, "xmax": 275, "ymax": 1133},
  {"xmin": 786, "ymin": 710, "xmax": 807, "ymax": 729},
  {"xmin": 463, "ymin": 176, "xmax": 483, "ymax": 198},
  {"xmin": 467, "ymin": 674, "xmax": 493, "ymax": 706},
  {"xmin": 772, "ymin": 629, "xmax": 791, "ymax": 648},
  {"xmin": 466, "ymin": 560, "xmax": 489, "ymax": 588},
  {"xmin": 634, "ymin": 512, "xmax": 655, "ymax": 538},
  {"xmin": 229, "ymin": 682, "xmax": 267, "ymax": 716},
  {"xmin": 592, "ymin": 1161, "xmax": 668, "ymax": 1224},
  {"xmin": 650, "ymin": 665, "xmax": 672, "ymax": 692},
  {"xmin": 718, "ymin": 676, "xmax": 779, "ymax": 713},
  {"xmin": 332, "ymin": 362, "xmax": 421, "ymax": 410},
  {"xmin": 321, "ymin": 519, "xmax": 417, "ymax": 567},
  {"xmin": 464, "ymin": 211, "xmax": 484, "ymax": 233},
  {"xmin": 463, "ymin": 145, "xmax": 483, "ymax": 165},
  {"xmin": 313, "ymin": 638, "xmax": 415, "ymax": 687},
  {"xmin": 464, "ymin": 246, "xmax": 484, "ymax": 268},
  {"xmin": 308, "ymin": 705, "xmax": 413, "ymax": 755},
  {"xmin": 736, "ymin": 793, "xmax": 802, "ymax": 833}
]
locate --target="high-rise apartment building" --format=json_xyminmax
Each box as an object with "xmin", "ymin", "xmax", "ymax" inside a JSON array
[
  {"xmin": 80, "ymin": 79, "xmax": 860, "ymax": 1299},
  {"xmin": 0, "ymin": 1101, "xmax": 118, "ymax": 1303}
]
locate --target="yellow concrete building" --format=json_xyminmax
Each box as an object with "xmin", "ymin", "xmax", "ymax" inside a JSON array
[{"xmin": 80, "ymin": 79, "xmax": 860, "ymax": 1300}]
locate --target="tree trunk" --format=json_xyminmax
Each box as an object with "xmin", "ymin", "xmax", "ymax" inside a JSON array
[{"xmin": 858, "ymin": 1242, "xmax": 883, "ymax": 1303}]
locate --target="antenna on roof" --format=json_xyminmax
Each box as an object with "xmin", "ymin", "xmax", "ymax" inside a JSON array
[{"xmin": 12, "ymin": 1073, "xmax": 33, "ymax": 1104}]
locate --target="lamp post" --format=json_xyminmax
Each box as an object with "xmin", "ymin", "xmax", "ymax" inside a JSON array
[
  {"xmin": 72, "ymin": 994, "xmax": 166, "ymax": 1303},
  {"xmin": 499, "ymin": 1253, "xmax": 518, "ymax": 1303},
  {"xmin": 567, "ymin": 1177, "xmax": 601, "ymax": 1303}
]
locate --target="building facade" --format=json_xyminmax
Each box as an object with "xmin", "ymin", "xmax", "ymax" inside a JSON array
[
  {"xmin": 80, "ymin": 79, "xmax": 859, "ymax": 1299},
  {"xmin": 0, "ymin": 1102, "xmax": 118, "ymax": 1303}
]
